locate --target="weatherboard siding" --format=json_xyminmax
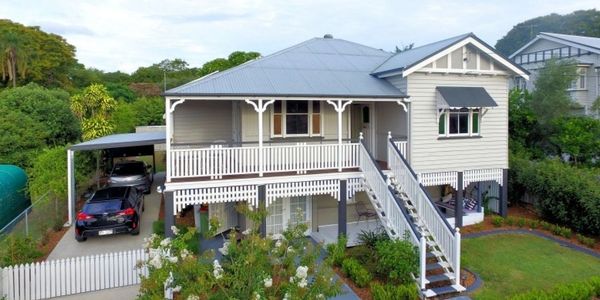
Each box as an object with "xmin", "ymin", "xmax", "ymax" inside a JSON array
[
  {"xmin": 173, "ymin": 100, "xmax": 233, "ymax": 144},
  {"xmin": 404, "ymin": 73, "xmax": 509, "ymax": 173},
  {"xmin": 240, "ymin": 101, "xmax": 350, "ymax": 142}
]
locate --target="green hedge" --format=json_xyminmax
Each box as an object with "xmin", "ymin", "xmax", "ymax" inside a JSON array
[
  {"xmin": 510, "ymin": 154, "xmax": 600, "ymax": 235},
  {"xmin": 341, "ymin": 258, "xmax": 372, "ymax": 288},
  {"xmin": 371, "ymin": 282, "xmax": 419, "ymax": 300},
  {"xmin": 510, "ymin": 276, "xmax": 600, "ymax": 299}
]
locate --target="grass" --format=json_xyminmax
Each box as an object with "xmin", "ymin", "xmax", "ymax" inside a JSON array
[{"xmin": 462, "ymin": 233, "xmax": 600, "ymax": 299}]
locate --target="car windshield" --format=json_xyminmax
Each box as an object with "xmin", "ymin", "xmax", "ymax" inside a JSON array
[
  {"xmin": 112, "ymin": 163, "xmax": 145, "ymax": 176},
  {"xmin": 83, "ymin": 200, "xmax": 123, "ymax": 214}
]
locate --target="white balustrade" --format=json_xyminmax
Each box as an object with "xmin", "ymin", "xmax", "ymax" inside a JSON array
[
  {"xmin": 169, "ymin": 143, "xmax": 360, "ymax": 179},
  {"xmin": 393, "ymin": 140, "xmax": 408, "ymax": 159},
  {"xmin": 359, "ymin": 144, "xmax": 419, "ymax": 245},
  {"xmin": 387, "ymin": 141, "xmax": 460, "ymax": 278}
]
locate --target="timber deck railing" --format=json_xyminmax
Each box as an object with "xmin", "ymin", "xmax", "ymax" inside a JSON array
[{"xmin": 169, "ymin": 140, "xmax": 360, "ymax": 179}]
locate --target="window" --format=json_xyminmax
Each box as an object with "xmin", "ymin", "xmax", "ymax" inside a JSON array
[
  {"xmin": 570, "ymin": 67, "xmax": 587, "ymax": 90},
  {"xmin": 438, "ymin": 108, "xmax": 481, "ymax": 137},
  {"xmin": 271, "ymin": 100, "xmax": 322, "ymax": 137}
]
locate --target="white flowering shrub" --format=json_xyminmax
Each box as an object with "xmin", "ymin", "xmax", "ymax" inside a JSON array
[{"xmin": 137, "ymin": 204, "xmax": 341, "ymax": 299}]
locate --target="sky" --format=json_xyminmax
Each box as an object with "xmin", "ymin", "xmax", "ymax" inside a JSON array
[{"xmin": 2, "ymin": 0, "xmax": 598, "ymax": 73}]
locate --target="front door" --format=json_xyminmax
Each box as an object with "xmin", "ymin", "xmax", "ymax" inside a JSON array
[
  {"xmin": 266, "ymin": 196, "xmax": 311, "ymax": 236},
  {"xmin": 351, "ymin": 103, "xmax": 374, "ymax": 152}
]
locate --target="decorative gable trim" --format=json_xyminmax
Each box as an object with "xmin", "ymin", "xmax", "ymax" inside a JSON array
[
  {"xmin": 510, "ymin": 33, "xmax": 600, "ymax": 59},
  {"xmin": 402, "ymin": 37, "xmax": 529, "ymax": 80}
]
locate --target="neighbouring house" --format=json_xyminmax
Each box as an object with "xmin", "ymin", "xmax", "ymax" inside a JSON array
[
  {"xmin": 161, "ymin": 33, "xmax": 528, "ymax": 297},
  {"xmin": 510, "ymin": 32, "xmax": 600, "ymax": 116}
]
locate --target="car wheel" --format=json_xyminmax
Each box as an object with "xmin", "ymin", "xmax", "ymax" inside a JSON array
[
  {"xmin": 131, "ymin": 224, "xmax": 140, "ymax": 235},
  {"xmin": 75, "ymin": 234, "xmax": 87, "ymax": 242}
]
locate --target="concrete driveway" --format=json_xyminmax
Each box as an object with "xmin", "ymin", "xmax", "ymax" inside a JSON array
[{"xmin": 47, "ymin": 173, "xmax": 163, "ymax": 260}]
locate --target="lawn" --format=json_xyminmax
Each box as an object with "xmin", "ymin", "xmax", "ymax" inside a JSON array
[{"xmin": 462, "ymin": 233, "xmax": 600, "ymax": 299}]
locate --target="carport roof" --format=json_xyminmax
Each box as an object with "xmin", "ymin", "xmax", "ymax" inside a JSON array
[{"xmin": 69, "ymin": 131, "xmax": 166, "ymax": 151}]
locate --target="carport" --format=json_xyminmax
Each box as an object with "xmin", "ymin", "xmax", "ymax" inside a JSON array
[{"xmin": 67, "ymin": 131, "xmax": 166, "ymax": 226}]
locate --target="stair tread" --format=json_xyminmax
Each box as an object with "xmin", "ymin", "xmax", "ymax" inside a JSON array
[
  {"xmin": 424, "ymin": 285, "xmax": 463, "ymax": 297},
  {"xmin": 426, "ymin": 261, "xmax": 450, "ymax": 270},
  {"xmin": 426, "ymin": 273, "xmax": 455, "ymax": 283}
]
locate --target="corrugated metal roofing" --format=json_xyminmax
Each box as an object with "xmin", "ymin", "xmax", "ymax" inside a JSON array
[
  {"xmin": 70, "ymin": 131, "xmax": 165, "ymax": 151},
  {"xmin": 164, "ymin": 38, "xmax": 407, "ymax": 98},
  {"xmin": 436, "ymin": 87, "xmax": 498, "ymax": 108},
  {"xmin": 540, "ymin": 32, "xmax": 600, "ymax": 52},
  {"xmin": 370, "ymin": 33, "xmax": 472, "ymax": 76}
]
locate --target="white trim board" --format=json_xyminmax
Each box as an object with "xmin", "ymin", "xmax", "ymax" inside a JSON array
[{"xmin": 401, "ymin": 37, "xmax": 529, "ymax": 80}]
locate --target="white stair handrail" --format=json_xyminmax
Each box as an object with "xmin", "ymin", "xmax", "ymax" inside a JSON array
[{"xmin": 387, "ymin": 139, "xmax": 460, "ymax": 280}]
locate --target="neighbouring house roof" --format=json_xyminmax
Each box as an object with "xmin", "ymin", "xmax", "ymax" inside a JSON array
[
  {"xmin": 70, "ymin": 131, "xmax": 166, "ymax": 151},
  {"xmin": 370, "ymin": 33, "xmax": 471, "ymax": 76},
  {"xmin": 436, "ymin": 87, "xmax": 498, "ymax": 108},
  {"xmin": 510, "ymin": 32, "xmax": 600, "ymax": 58},
  {"xmin": 164, "ymin": 37, "xmax": 407, "ymax": 99},
  {"xmin": 372, "ymin": 33, "xmax": 529, "ymax": 78}
]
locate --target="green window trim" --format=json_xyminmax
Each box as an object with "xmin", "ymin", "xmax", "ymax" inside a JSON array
[
  {"xmin": 438, "ymin": 113, "xmax": 446, "ymax": 135},
  {"xmin": 472, "ymin": 112, "xmax": 479, "ymax": 134}
]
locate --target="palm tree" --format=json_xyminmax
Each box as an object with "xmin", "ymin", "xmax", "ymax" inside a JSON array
[{"xmin": 0, "ymin": 30, "xmax": 29, "ymax": 87}]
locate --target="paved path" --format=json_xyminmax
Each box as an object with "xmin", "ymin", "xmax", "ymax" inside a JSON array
[
  {"xmin": 48, "ymin": 173, "xmax": 163, "ymax": 259},
  {"xmin": 56, "ymin": 285, "xmax": 139, "ymax": 300}
]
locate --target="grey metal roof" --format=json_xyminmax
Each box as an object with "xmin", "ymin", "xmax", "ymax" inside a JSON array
[
  {"xmin": 540, "ymin": 32, "xmax": 600, "ymax": 52},
  {"xmin": 164, "ymin": 37, "xmax": 407, "ymax": 98},
  {"xmin": 70, "ymin": 131, "xmax": 165, "ymax": 151},
  {"xmin": 371, "ymin": 33, "xmax": 472, "ymax": 76},
  {"xmin": 436, "ymin": 87, "xmax": 497, "ymax": 108}
]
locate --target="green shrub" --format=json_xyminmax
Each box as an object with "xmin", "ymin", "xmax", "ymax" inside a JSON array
[
  {"xmin": 371, "ymin": 282, "xmax": 419, "ymax": 300},
  {"xmin": 492, "ymin": 216, "xmax": 504, "ymax": 227},
  {"xmin": 357, "ymin": 229, "xmax": 389, "ymax": 248},
  {"xmin": 510, "ymin": 154, "xmax": 600, "ymax": 235},
  {"xmin": 576, "ymin": 234, "xmax": 596, "ymax": 248},
  {"xmin": 374, "ymin": 239, "xmax": 418, "ymax": 284},
  {"xmin": 528, "ymin": 219, "xmax": 539, "ymax": 230},
  {"xmin": 0, "ymin": 235, "xmax": 42, "ymax": 267},
  {"xmin": 346, "ymin": 245, "xmax": 377, "ymax": 275},
  {"xmin": 509, "ymin": 276, "xmax": 600, "ymax": 299},
  {"xmin": 517, "ymin": 218, "xmax": 526, "ymax": 228},
  {"xmin": 341, "ymin": 258, "xmax": 372, "ymax": 288},
  {"xmin": 552, "ymin": 226, "xmax": 573, "ymax": 238},
  {"xmin": 327, "ymin": 234, "xmax": 347, "ymax": 267},
  {"xmin": 152, "ymin": 220, "xmax": 165, "ymax": 235},
  {"xmin": 505, "ymin": 216, "xmax": 516, "ymax": 226},
  {"xmin": 540, "ymin": 221, "xmax": 552, "ymax": 230}
]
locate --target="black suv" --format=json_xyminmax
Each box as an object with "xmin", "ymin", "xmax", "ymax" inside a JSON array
[{"xmin": 75, "ymin": 186, "xmax": 144, "ymax": 242}]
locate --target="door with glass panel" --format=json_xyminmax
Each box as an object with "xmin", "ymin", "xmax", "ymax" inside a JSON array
[{"xmin": 266, "ymin": 196, "xmax": 311, "ymax": 235}]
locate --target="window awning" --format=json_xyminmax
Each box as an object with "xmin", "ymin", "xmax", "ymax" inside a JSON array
[{"xmin": 436, "ymin": 87, "xmax": 498, "ymax": 109}]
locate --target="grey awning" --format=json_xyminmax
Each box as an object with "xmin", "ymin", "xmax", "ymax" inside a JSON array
[
  {"xmin": 70, "ymin": 131, "xmax": 165, "ymax": 151},
  {"xmin": 436, "ymin": 87, "xmax": 497, "ymax": 108}
]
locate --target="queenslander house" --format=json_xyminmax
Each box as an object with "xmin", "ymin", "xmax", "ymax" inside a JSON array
[
  {"xmin": 161, "ymin": 33, "xmax": 529, "ymax": 297},
  {"xmin": 510, "ymin": 32, "xmax": 600, "ymax": 116}
]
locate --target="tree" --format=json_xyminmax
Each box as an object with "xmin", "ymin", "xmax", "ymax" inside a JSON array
[
  {"xmin": 395, "ymin": 43, "xmax": 414, "ymax": 53},
  {"xmin": 551, "ymin": 116, "xmax": 600, "ymax": 165},
  {"xmin": 495, "ymin": 9, "xmax": 600, "ymax": 56},
  {"xmin": 70, "ymin": 84, "xmax": 117, "ymax": 140},
  {"xmin": 0, "ymin": 106, "xmax": 47, "ymax": 168},
  {"xmin": 530, "ymin": 58, "xmax": 577, "ymax": 126},
  {"xmin": 0, "ymin": 83, "xmax": 81, "ymax": 146},
  {"xmin": 112, "ymin": 97, "xmax": 165, "ymax": 133},
  {"xmin": 0, "ymin": 20, "xmax": 77, "ymax": 89}
]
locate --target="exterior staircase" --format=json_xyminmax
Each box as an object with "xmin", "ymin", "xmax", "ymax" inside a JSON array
[{"xmin": 357, "ymin": 140, "xmax": 465, "ymax": 299}]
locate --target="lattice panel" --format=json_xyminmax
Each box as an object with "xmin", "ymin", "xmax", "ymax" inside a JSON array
[
  {"xmin": 265, "ymin": 180, "xmax": 340, "ymax": 206},
  {"xmin": 173, "ymin": 185, "xmax": 258, "ymax": 214},
  {"xmin": 418, "ymin": 171, "xmax": 459, "ymax": 189},
  {"xmin": 463, "ymin": 168, "xmax": 503, "ymax": 187}
]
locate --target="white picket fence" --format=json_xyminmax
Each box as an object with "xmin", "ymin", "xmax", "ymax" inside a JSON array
[{"xmin": 0, "ymin": 249, "xmax": 147, "ymax": 300}]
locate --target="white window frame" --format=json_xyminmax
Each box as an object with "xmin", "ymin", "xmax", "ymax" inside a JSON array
[
  {"xmin": 569, "ymin": 67, "xmax": 587, "ymax": 91},
  {"xmin": 438, "ymin": 108, "xmax": 481, "ymax": 137},
  {"xmin": 271, "ymin": 100, "xmax": 323, "ymax": 138}
]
